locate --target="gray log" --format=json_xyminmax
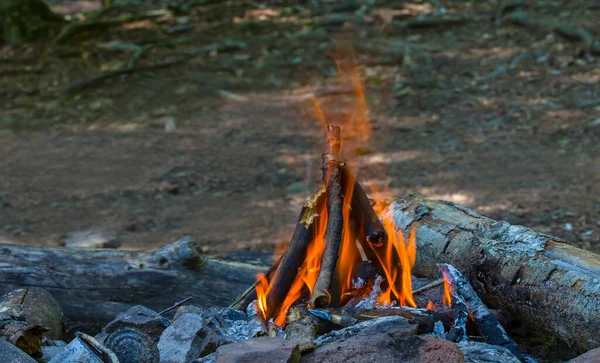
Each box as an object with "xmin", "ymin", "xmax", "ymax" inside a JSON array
[
  {"xmin": 0, "ymin": 237, "xmax": 264, "ymax": 335},
  {"xmin": 385, "ymin": 195, "xmax": 600, "ymax": 353}
]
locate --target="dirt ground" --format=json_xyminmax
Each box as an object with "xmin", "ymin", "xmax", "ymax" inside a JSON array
[{"xmin": 1, "ymin": 0, "xmax": 599, "ymax": 258}]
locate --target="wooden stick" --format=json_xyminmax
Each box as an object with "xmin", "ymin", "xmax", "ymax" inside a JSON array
[
  {"xmin": 315, "ymin": 307, "xmax": 452, "ymax": 334},
  {"xmin": 438, "ymin": 264, "xmax": 522, "ymax": 360},
  {"xmin": 310, "ymin": 125, "xmax": 344, "ymax": 307},
  {"xmin": 263, "ymin": 188, "xmax": 326, "ymax": 318},
  {"xmin": 446, "ymin": 290, "xmax": 468, "ymax": 343},
  {"xmin": 158, "ymin": 297, "xmax": 193, "ymax": 315},
  {"xmin": 340, "ymin": 164, "xmax": 387, "ymax": 250}
]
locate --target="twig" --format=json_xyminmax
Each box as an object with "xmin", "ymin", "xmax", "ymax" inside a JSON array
[
  {"xmin": 412, "ymin": 278, "xmax": 444, "ymax": 295},
  {"xmin": 159, "ymin": 296, "xmax": 193, "ymax": 315}
]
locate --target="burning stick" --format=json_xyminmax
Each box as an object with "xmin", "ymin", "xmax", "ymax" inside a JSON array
[
  {"xmin": 310, "ymin": 125, "xmax": 344, "ymax": 308},
  {"xmin": 263, "ymin": 188, "xmax": 327, "ymax": 319},
  {"xmin": 438, "ymin": 264, "xmax": 523, "ymax": 360},
  {"xmin": 340, "ymin": 164, "xmax": 387, "ymax": 250}
]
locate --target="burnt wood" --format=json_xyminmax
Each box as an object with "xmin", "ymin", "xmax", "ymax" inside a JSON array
[{"xmin": 438, "ymin": 264, "xmax": 522, "ymax": 359}]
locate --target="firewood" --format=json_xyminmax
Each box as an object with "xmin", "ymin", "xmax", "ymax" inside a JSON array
[
  {"xmin": 438, "ymin": 264, "xmax": 522, "ymax": 359},
  {"xmin": 263, "ymin": 188, "xmax": 326, "ymax": 319},
  {"xmin": 340, "ymin": 164, "xmax": 387, "ymax": 250},
  {"xmin": 446, "ymin": 289, "xmax": 468, "ymax": 343},
  {"xmin": 310, "ymin": 125, "xmax": 344, "ymax": 308},
  {"xmin": 387, "ymin": 195, "xmax": 600, "ymax": 353},
  {"xmin": 0, "ymin": 237, "xmax": 264, "ymax": 335},
  {"xmin": 314, "ymin": 307, "xmax": 452, "ymax": 335}
]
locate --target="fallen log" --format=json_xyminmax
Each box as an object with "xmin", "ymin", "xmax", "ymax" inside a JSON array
[
  {"xmin": 385, "ymin": 195, "xmax": 600, "ymax": 353},
  {"xmin": 0, "ymin": 237, "xmax": 264, "ymax": 335}
]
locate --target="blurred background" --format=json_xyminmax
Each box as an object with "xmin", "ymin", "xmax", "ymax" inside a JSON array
[{"xmin": 1, "ymin": 0, "xmax": 599, "ymax": 257}]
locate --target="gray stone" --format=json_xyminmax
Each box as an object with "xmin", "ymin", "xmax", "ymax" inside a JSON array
[
  {"xmin": 40, "ymin": 345, "xmax": 66, "ymax": 363},
  {"xmin": 215, "ymin": 337, "xmax": 300, "ymax": 363},
  {"xmin": 96, "ymin": 305, "xmax": 170, "ymax": 343},
  {"xmin": 458, "ymin": 341, "xmax": 520, "ymax": 362},
  {"xmin": 304, "ymin": 316, "xmax": 419, "ymax": 363},
  {"xmin": 174, "ymin": 305, "xmax": 204, "ymax": 321},
  {"xmin": 0, "ymin": 339, "xmax": 37, "ymax": 363},
  {"xmin": 158, "ymin": 313, "xmax": 218, "ymax": 362},
  {"xmin": 393, "ymin": 336, "xmax": 465, "ymax": 363}
]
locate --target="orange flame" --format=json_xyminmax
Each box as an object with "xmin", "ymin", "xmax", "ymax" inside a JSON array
[
  {"xmin": 443, "ymin": 276, "xmax": 452, "ymax": 308},
  {"xmin": 374, "ymin": 221, "xmax": 417, "ymax": 307},
  {"xmin": 426, "ymin": 300, "xmax": 439, "ymax": 311},
  {"xmin": 255, "ymin": 272, "xmax": 269, "ymax": 320}
]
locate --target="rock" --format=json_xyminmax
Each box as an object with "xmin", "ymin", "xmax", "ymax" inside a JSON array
[
  {"xmin": 49, "ymin": 332, "xmax": 119, "ymax": 363},
  {"xmin": 104, "ymin": 327, "xmax": 160, "ymax": 363},
  {"xmin": 95, "ymin": 305, "xmax": 168, "ymax": 363},
  {"xmin": 570, "ymin": 347, "xmax": 600, "ymax": 362},
  {"xmin": 393, "ymin": 336, "xmax": 465, "ymax": 363},
  {"xmin": 302, "ymin": 345, "xmax": 397, "ymax": 363},
  {"xmin": 158, "ymin": 313, "xmax": 218, "ymax": 362},
  {"xmin": 215, "ymin": 337, "xmax": 300, "ymax": 363},
  {"xmin": 174, "ymin": 305, "xmax": 204, "ymax": 321},
  {"xmin": 285, "ymin": 318, "xmax": 316, "ymax": 354},
  {"xmin": 96, "ymin": 305, "xmax": 170, "ymax": 343},
  {"xmin": 0, "ymin": 338, "xmax": 37, "ymax": 363},
  {"xmin": 458, "ymin": 341, "xmax": 520, "ymax": 362},
  {"xmin": 40, "ymin": 345, "xmax": 65, "ymax": 363},
  {"xmin": 64, "ymin": 229, "xmax": 120, "ymax": 248},
  {"xmin": 304, "ymin": 316, "xmax": 419, "ymax": 363},
  {"xmin": 191, "ymin": 352, "xmax": 216, "ymax": 363}
]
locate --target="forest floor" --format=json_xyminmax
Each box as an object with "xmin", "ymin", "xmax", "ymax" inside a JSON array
[{"xmin": 1, "ymin": 0, "xmax": 599, "ymax": 258}]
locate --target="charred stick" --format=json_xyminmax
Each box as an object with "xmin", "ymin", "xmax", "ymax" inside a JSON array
[
  {"xmin": 340, "ymin": 164, "xmax": 387, "ymax": 250},
  {"xmin": 263, "ymin": 188, "xmax": 327, "ymax": 318},
  {"xmin": 438, "ymin": 264, "xmax": 523, "ymax": 360},
  {"xmin": 446, "ymin": 291, "xmax": 468, "ymax": 342},
  {"xmin": 314, "ymin": 306, "xmax": 452, "ymax": 334},
  {"xmin": 310, "ymin": 125, "xmax": 344, "ymax": 308}
]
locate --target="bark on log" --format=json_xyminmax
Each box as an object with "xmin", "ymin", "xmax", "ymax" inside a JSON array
[
  {"xmin": 385, "ymin": 195, "xmax": 600, "ymax": 353},
  {"xmin": 0, "ymin": 237, "xmax": 264, "ymax": 335}
]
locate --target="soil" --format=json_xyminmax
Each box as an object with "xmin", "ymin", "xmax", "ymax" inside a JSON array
[{"xmin": 1, "ymin": 0, "xmax": 599, "ymax": 258}]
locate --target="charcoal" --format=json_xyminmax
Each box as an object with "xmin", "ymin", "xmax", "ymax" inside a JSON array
[{"xmin": 49, "ymin": 332, "xmax": 119, "ymax": 363}]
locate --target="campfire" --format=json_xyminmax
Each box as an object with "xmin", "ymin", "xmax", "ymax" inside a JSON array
[{"xmin": 226, "ymin": 52, "xmax": 526, "ymax": 361}]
